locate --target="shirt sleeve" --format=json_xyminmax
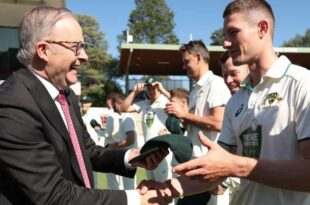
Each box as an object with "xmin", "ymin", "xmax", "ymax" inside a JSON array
[
  {"xmin": 133, "ymin": 102, "xmax": 142, "ymax": 113},
  {"xmin": 218, "ymin": 102, "xmax": 237, "ymax": 146},
  {"xmin": 105, "ymin": 113, "xmax": 119, "ymax": 138},
  {"xmin": 294, "ymin": 69, "xmax": 310, "ymax": 141},
  {"xmin": 122, "ymin": 115, "xmax": 136, "ymax": 133},
  {"xmin": 125, "ymin": 190, "xmax": 140, "ymax": 205},
  {"xmin": 208, "ymin": 77, "xmax": 231, "ymax": 109}
]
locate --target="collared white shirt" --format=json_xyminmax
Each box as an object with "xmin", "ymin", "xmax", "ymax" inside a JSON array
[
  {"xmin": 219, "ymin": 56, "xmax": 310, "ymax": 205},
  {"xmin": 31, "ymin": 71, "xmax": 140, "ymax": 205},
  {"xmin": 113, "ymin": 112, "xmax": 138, "ymax": 149},
  {"xmin": 187, "ymin": 70, "xmax": 231, "ymax": 157},
  {"xmin": 31, "ymin": 71, "xmax": 68, "ymax": 128},
  {"xmin": 133, "ymin": 94, "xmax": 169, "ymax": 142}
]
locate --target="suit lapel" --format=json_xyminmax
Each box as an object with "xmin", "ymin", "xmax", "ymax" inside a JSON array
[
  {"xmin": 18, "ymin": 69, "xmax": 87, "ymax": 185},
  {"xmin": 19, "ymin": 70, "xmax": 70, "ymax": 144}
]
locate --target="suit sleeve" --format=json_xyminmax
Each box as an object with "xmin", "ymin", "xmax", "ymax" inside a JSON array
[
  {"xmin": 0, "ymin": 93, "xmax": 131, "ymax": 205},
  {"xmin": 70, "ymin": 94, "xmax": 136, "ymax": 178}
]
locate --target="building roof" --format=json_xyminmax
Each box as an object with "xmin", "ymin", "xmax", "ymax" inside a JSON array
[
  {"xmin": 119, "ymin": 43, "xmax": 310, "ymax": 76},
  {"xmin": 0, "ymin": 0, "xmax": 65, "ymax": 27}
]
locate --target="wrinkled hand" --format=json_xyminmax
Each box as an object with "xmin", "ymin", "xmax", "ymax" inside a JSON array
[
  {"xmin": 129, "ymin": 148, "xmax": 169, "ymax": 170},
  {"xmin": 138, "ymin": 180, "xmax": 173, "ymax": 205},
  {"xmin": 173, "ymin": 131, "xmax": 235, "ymax": 183},
  {"xmin": 165, "ymin": 102, "xmax": 186, "ymax": 119}
]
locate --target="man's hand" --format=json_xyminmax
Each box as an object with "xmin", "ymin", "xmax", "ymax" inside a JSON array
[
  {"xmin": 129, "ymin": 148, "xmax": 169, "ymax": 170},
  {"xmin": 140, "ymin": 189, "xmax": 171, "ymax": 205},
  {"xmin": 158, "ymin": 129, "xmax": 171, "ymax": 136},
  {"xmin": 209, "ymin": 184, "xmax": 227, "ymax": 195},
  {"xmin": 165, "ymin": 102, "xmax": 187, "ymax": 119},
  {"xmin": 138, "ymin": 180, "xmax": 173, "ymax": 205},
  {"xmin": 133, "ymin": 83, "xmax": 145, "ymax": 94},
  {"xmin": 173, "ymin": 131, "xmax": 236, "ymax": 183}
]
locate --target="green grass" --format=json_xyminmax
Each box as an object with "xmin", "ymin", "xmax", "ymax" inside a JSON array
[{"xmin": 96, "ymin": 168, "xmax": 147, "ymax": 189}]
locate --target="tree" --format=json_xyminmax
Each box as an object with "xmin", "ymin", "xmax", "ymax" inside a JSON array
[
  {"xmin": 210, "ymin": 28, "xmax": 224, "ymax": 46},
  {"xmin": 76, "ymin": 14, "xmax": 122, "ymax": 106},
  {"xmin": 282, "ymin": 29, "xmax": 310, "ymax": 47},
  {"xmin": 118, "ymin": 0, "xmax": 179, "ymax": 45},
  {"xmin": 116, "ymin": 0, "xmax": 179, "ymax": 92}
]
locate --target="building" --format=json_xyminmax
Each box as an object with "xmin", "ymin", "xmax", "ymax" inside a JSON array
[
  {"xmin": 0, "ymin": 0, "xmax": 65, "ymax": 79},
  {"xmin": 119, "ymin": 43, "xmax": 310, "ymax": 92}
]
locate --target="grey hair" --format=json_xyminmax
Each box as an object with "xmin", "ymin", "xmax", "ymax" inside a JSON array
[{"xmin": 17, "ymin": 5, "xmax": 75, "ymax": 66}]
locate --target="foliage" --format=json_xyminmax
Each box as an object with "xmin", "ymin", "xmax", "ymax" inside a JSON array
[
  {"xmin": 76, "ymin": 14, "xmax": 122, "ymax": 106},
  {"xmin": 282, "ymin": 29, "xmax": 310, "ymax": 47},
  {"xmin": 210, "ymin": 28, "xmax": 224, "ymax": 46},
  {"xmin": 116, "ymin": 0, "xmax": 179, "ymax": 89},
  {"xmin": 117, "ymin": 0, "xmax": 179, "ymax": 46}
]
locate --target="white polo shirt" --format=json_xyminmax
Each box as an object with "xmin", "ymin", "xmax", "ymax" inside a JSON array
[
  {"xmin": 188, "ymin": 71, "xmax": 231, "ymax": 157},
  {"xmin": 133, "ymin": 94, "xmax": 169, "ymax": 142},
  {"xmin": 219, "ymin": 56, "xmax": 310, "ymax": 205},
  {"xmin": 113, "ymin": 113, "xmax": 138, "ymax": 149}
]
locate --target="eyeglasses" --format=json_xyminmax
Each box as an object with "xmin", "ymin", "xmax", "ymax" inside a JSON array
[{"xmin": 45, "ymin": 40, "xmax": 87, "ymax": 56}]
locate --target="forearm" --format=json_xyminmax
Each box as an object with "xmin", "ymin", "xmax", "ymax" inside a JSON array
[
  {"xmin": 160, "ymin": 87, "xmax": 171, "ymax": 99},
  {"xmin": 239, "ymin": 157, "xmax": 310, "ymax": 192},
  {"xmin": 182, "ymin": 112, "xmax": 222, "ymax": 132},
  {"xmin": 165, "ymin": 176, "xmax": 221, "ymax": 198},
  {"xmin": 114, "ymin": 132, "xmax": 135, "ymax": 148},
  {"xmin": 120, "ymin": 91, "xmax": 136, "ymax": 112},
  {"xmin": 229, "ymin": 154, "xmax": 310, "ymax": 192}
]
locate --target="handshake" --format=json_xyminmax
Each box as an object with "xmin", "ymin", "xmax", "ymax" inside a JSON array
[
  {"xmin": 137, "ymin": 179, "xmax": 176, "ymax": 205},
  {"xmin": 133, "ymin": 131, "xmax": 236, "ymax": 204},
  {"xmin": 136, "ymin": 176, "xmax": 223, "ymax": 205}
]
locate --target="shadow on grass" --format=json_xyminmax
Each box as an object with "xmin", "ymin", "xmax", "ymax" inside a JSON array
[{"xmin": 96, "ymin": 168, "xmax": 147, "ymax": 189}]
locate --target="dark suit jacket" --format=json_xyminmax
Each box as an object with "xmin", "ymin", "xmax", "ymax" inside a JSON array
[{"xmin": 0, "ymin": 68, "xmax": 136, "ymax": 205}]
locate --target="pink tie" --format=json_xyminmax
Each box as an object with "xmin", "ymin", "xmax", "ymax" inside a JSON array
[{"xmin": 56, "ymin": 92, "xmax": 91, "ymax": 188}]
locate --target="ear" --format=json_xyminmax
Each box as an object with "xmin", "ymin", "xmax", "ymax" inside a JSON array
[
  {"xmin": 196, "ymin": 52, "xmax": 203, "ymax": 63},
  {"xmin": 36, "ymin": 41, "xmax": 49, "ymax": 62},
  {"xmin": 181, "ymin": 99, "xmax": 187, "ymax": 106},
  {"xmin": 257, "ymin": 20, "xmax": 268, "ymax": 39}
]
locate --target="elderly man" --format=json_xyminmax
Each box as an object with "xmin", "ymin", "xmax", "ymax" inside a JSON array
[{"xmin": 0, "ymin": 5, "xmax": 167, "ymax": 205}]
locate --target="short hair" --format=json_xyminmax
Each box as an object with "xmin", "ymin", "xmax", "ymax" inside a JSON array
[
  {"xmin": 111, "ymin": 93, "xmax": 125, "ymax": 105},
  {"xmin": 17, "ymin": 5, "xmax": 75, "ymax": 66},
  {"xmin": 219, "ymin": 51, "xmax": 230, "ymax": 65},
  {"xmin": 179, "ymin": 40, "xmax": 210, "ymax": 63},
  {"xmin": 170, "ymin": 88, "xmax": 189, "ymax": 103},
  {"xmin": 223, "ymin": 0, "xmax": 275, "ymax": 38}
]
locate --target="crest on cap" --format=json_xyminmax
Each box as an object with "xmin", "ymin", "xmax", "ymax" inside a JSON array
[
  {"xmin": 145, "ymin": 76, "xmax": 159, "ymax": 85},
  {"xmin": 81, "ymin": 95, "xmax": 93, "ymax": 103}
]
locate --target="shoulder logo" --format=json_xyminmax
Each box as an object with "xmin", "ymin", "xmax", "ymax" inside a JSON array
[{"xmin": 235, "ymin": 104, "xmax": 244, "ymax": 117}]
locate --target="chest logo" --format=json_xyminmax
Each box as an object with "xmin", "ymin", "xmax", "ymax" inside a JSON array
[
  {"xmin": 262, "ymin": 92, "xmax": 283, "ymax": 106},
  {"xmin": 239, "ymin": 122, "xmax": 262, "ymax": 158},
  {"xmin": 145, "ymin": 111, "xmax": 155, "ymax": 128},
  {"xmin": 235, "ymin": 104, "xmax": 244, "ymax": 117}
]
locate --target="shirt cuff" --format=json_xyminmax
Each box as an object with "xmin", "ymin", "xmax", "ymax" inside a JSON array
[
  {"xmin": 124, "ymin": 149, "xmax": 137, "ymax": 169},
  {"xmin": 125, "ymin": 190, "xmax": 140, "ymax": 205}
]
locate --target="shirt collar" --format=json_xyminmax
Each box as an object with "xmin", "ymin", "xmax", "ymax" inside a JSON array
[
  {"xmin": 194, "ymin": 70, "xmax": 213, "ymax": 88},
  {"xmin": 31, "ymin": 70, "xmax": 59, "ymax": 100},
  {"xmin": 153, "ymin": 94, "xmax": 167, "ymax": 104},
  {"xmin": 240, "ymin": 56, "xmax": 291, "ymax": 93},
  {"xmin": 264, "ymin": 55, "xmax": 291, "ymax": 79},
  {"xmin": 240, "ymin": 75, "xmax": 253, "ymax": 92}
]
